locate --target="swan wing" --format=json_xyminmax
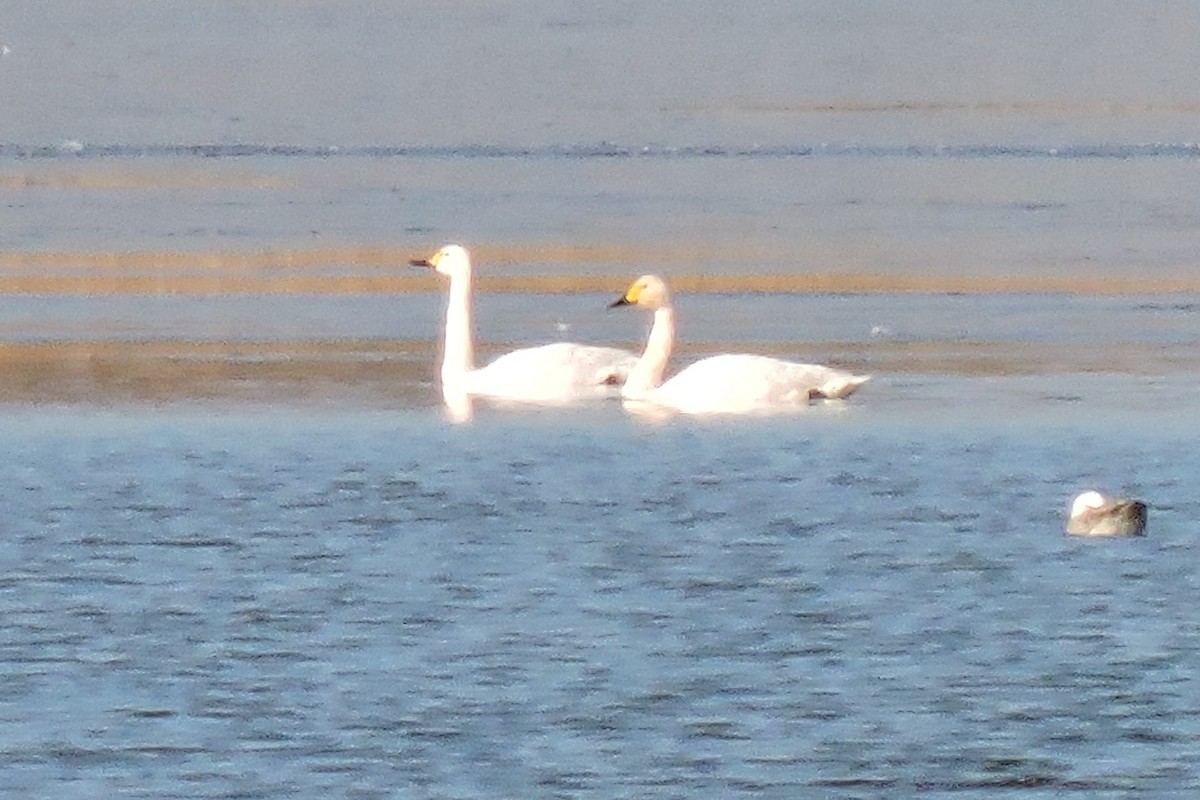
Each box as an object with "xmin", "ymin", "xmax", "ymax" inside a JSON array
[
  {"xmin": 651, "ymin": 354, "xmax": 869, "ymax": 414},
  {"xmin": 468, "ymin": 342, "xmax": 638, "ymax": 402}
]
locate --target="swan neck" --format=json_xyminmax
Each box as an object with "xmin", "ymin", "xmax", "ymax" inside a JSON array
[
  {"xmin": 624, "ymin": 305, "xmax": 674, "ymax": 398},
  {"xmin": 441, "ymin": 270, "xmax": 475, "ymax": 385}
]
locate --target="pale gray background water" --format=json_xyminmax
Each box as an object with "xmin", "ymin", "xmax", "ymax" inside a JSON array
[{"xmin": 3, "ymin": 2, "xmax": 1200, "ymax": 798}]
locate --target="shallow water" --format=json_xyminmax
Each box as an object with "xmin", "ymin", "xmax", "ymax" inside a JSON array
[{"xmin": 4, "ymin": 2, "xmax": 1200, "ymax": 797}]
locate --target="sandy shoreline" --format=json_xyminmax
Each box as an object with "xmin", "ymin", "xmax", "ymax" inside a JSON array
[
  {"xmin": 0, "ymin": 336, "xmax": 1186, "ymax": 406},
  {"xmin": 1, "ymin": 246, "xmax": 1199, "ymax": 295}
]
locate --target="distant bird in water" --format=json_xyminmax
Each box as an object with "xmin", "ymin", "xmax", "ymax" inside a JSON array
[{"xmin": 1066, "ymin": 490, "xmax": 1147, "ymax": 537}]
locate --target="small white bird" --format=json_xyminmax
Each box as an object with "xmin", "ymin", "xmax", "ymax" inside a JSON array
[{"xmin": 1066, "ymin": 490, "xmax": 1147, "ymax": 537}]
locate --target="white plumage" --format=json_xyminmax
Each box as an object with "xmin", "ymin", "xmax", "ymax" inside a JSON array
[
  {"xmin": 610, "ymin": 274, "xmax": 869, "ymax": 415},
  {"xmin": 1066, "ymin": 490, "xmax": 1147, "ymax": 537},
  {"xmin": 458, "ymin": 340, "xmax": 633, "ymax": 402},
  {"xmin": 412, "ymin": 244, "xmax": 637, "ymax": 405}
]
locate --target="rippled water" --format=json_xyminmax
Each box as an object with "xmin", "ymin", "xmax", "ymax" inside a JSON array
[
  {"xmin": 5, "ymin": 1, "xmax": 1200, "ymax": 797},
  {"xmin": 1, "ymin": 404, "xmax": 1198, "ymax": 798}
]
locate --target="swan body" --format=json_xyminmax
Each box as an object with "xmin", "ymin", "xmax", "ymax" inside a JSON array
[
  {"xmin": 1066, "ymin": 490, "xmax": 1147, "ymax": 537},
  {"xmin": 458, "ymin": 340, "xmax": 634, "ymax": 401},
  {"xmin": 411, "ymin": 244, "xmax": 637, "ymax": 404},
  {"xmin": 630, "ymin": 353, "xmax": 866, "ymax": 414},
  {"xmin": 610, "ymin": 274, "xmax": 869, "ymax": 415}
]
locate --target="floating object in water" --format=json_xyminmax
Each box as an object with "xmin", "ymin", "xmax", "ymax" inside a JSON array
[
  {"xmin": 609, "ymin": 273, "xmax": 869, "ymax": 414},
  {"xmin": 1066, "ymin": 490, "xmax": 1147, "ymax": 537},
  {"xmin": 411, "ymin": 244, "xmax": 637, "ymax": 405}
]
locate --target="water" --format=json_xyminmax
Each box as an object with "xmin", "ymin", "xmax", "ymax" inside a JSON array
[
  {"xmin": 4, "ymin": 1, "xmax": 1200, "ymax": 797},
  {"xmin": 1, "ymin": 406, "xmax": 1198, "ymax": 798}
]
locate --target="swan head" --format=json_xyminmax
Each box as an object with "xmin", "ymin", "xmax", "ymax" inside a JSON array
[
  {"xmin": 410, "ymin": 244, "xmax": 472, "ymax": 278},
  {"xmin": 1066, "ymin": 490, "xmax": 1147, "ymax": 537},
  {"xmin": 609, "ymin": 274, "xmax": 671, "ymax": 310}
]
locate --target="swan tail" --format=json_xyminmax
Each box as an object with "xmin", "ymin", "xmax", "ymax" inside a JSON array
[{"xmin": 812, "ymin": 373, "xmax": 871, "ymax": 400}]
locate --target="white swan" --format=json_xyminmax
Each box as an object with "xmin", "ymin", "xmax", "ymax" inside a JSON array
[
  {"xmin": 609, "ymin": 274, "xmax": 869, "ymax": 415},
  {"xmin": 411, "ymin": 244, "xmax": 638, "ymax": 404},
  {"xmin": 1066, "ymin": 490, "xmax": 1147, "ymax": 537}
]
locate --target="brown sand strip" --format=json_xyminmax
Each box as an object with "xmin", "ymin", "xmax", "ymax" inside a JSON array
[
  {"xmin": 0, "ymin": 340, "xmax": 434, "ymax": 405},
  {"xmin": 0, "ymin": 338, "xmax": 1187, "ymax": 406},
  {"xmin": 0, "ymin": 272, "xmax": 1186, "ymax": 296},
  {"xmin": 0, "ymin": 250, "xmax": 1195, "ymax": 295}
]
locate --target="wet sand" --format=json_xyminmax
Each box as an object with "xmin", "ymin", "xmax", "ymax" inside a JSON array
[
  {"xmin": 0, "ymin": 332, "xmax": 1191, "ymax": 407},
  {"xmin": 0, "ymin": 245, "xmax": 1196, "ymax": 405},
  {"xmin": 4, "ymin": 246, "xmax": 1200, "ymax": 295}
]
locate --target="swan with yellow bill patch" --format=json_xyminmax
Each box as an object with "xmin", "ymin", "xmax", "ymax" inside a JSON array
[{"xmin": 610, "ymin": 274, "xmax": 869, "ymax": 415}]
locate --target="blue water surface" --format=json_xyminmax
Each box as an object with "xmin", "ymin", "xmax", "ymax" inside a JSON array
[{"xmin": 0, "ymin": 401, "xmax": 1196, "ymax": 798}]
